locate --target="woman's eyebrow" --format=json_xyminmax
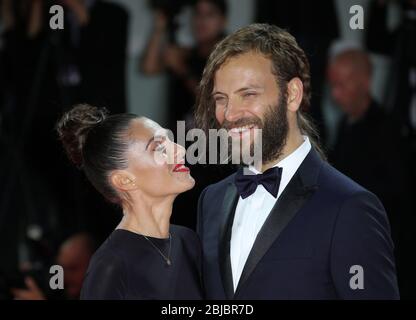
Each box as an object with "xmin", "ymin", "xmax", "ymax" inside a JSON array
[
  {"xmin": 145, "ymin": 134, "xmax": 166, "ymax": 150},
  {"xmin": 145, "ymin": 137, "xmax": 155, "ymax": 150}
]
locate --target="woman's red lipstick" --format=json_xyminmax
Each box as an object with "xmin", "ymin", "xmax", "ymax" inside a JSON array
[{"xmin": 173, "ymin": 163, "xmax": 190, "ymax": 172}]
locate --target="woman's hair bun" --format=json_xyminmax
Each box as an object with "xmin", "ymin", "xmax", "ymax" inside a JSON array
[{"xmin": 56, "ymin": 103, "xmax": 108, "ymax": 167}]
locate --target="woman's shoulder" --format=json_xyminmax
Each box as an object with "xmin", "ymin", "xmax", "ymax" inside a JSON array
[
  {"xmin": 81, "ymin": 255, "xmax": 127, "ymax": 299},
  {"xmin": 88, "ymin": 233, "xmax": 126, "ymax": 272},
  {"xmin": 170, "ymin": 225, "xmax": 201, "ymax": 255},
  {"xmin": 89, "ymin": 229, "xmax": 147, "ymax": 273},
  {"xmin": 81, "ymin": 232, "xmax": 130, "ymax": 299},
  {"xmin": 170, "ymin": 224, "xmax": 199, "ymax": 240}
]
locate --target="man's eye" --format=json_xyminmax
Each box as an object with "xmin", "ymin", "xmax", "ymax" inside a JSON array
[
  {"xmin": 243, "ymin": 92, "xmax": 257, "ymax": 98},
  {"xmin": 214, "ymin": 96, "xmax": 226, "ymax": 103}
]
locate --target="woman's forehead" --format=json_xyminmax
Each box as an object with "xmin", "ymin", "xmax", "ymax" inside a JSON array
[{"xmin": 129, "ymin": 118, "xmax": 165, "ymax": 143}]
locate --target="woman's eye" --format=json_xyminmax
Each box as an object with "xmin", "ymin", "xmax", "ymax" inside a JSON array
[{"xmin": 154, "ymin": 143, "xmax": 167, "ymax": 153}]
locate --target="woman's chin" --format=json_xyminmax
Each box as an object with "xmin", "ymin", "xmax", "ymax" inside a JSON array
[
  {"xmin": 185, "ymin": 175, "xmax": 196, "ymax": 190},
  {"xmin": 176, "ymin": 174, "xmax": 195, "ymax": 192}
]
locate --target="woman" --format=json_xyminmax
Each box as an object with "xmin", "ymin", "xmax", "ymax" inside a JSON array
[
  {"xmin": 141, "ymin": 0, "xmax": 231, "ymax": 232},
  {"xmin": 56, "ymin": 104, "xmax": 203, "ymax": 299}
]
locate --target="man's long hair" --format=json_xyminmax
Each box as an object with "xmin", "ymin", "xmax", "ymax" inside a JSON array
[{"xmin": 194, "ymin": 23, "xmax": 326, "ymax": 160}]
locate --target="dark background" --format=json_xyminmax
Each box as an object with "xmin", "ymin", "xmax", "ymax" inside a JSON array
[{"xmin": 0, "ymin": 0, "xmax": 415, "ymax": 299}]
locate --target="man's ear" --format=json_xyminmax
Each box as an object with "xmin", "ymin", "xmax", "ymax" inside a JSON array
[
  {"xmin": 286, "ymin": 77, "xmax": 304, "ymax": 112},
  {"xmin": 110, "ymin": 171, "xmax": 137, "ymax": 192}
]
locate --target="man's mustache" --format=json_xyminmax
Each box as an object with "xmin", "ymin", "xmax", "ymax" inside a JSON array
[{"xmin": 221, "ymin": 117, "xmax": 263, "ymax": 130}]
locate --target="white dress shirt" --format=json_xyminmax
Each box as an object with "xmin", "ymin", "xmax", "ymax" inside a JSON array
[{"xmin": 230, "ymin": 136, "xmax": 312, "ymax": 291}]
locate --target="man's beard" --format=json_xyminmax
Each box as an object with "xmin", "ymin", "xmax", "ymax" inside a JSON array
[{"xmin": 221, "ymin": 96, "xmax": 289, "ymax": 166}]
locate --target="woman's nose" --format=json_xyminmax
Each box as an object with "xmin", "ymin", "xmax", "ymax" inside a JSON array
[{"xmin": 172, "ymin": 143, "xmax": 186, "ymax": 163}]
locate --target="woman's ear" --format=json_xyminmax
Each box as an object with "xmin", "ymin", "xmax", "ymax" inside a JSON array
[
  {"xmin": 110, "ymin": 170, "xmax": 137, "ymax": 192},
  {"xmin": 286, "ymin": 77, "xmax": 304, "ymax": 112}
]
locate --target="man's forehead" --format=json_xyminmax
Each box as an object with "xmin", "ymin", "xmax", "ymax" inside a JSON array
[
  {"xmin": 213, "ymin": 53, "xmax": 274, "ymax": 91},
  {"xmin": 219, "ymin": 52, "xmax": 271, "ymax": 70}
]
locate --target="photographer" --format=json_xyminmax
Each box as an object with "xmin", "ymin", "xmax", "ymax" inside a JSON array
[
  {"xmin": 141, "ymin": 0, "xmax": 227, "ymax": 131},
  {"xmin": 11, "ymin": 233, "xmax": 95, "ymax": 300}
]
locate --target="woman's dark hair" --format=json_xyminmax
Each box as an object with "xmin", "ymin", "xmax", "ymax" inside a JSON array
[{"xmin": 56, "ymin": 104, "xmax": 138, "ymax": 204}]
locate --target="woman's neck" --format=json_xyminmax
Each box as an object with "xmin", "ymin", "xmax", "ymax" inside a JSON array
[{"xmin": 117, "ymin": 194, "xmax": 175, "ymax": 239}]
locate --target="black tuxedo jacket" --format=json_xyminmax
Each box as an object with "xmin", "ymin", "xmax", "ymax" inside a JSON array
[{"xmin": 197, "ymin": 149, "xmax": 399, "ymax": 299}]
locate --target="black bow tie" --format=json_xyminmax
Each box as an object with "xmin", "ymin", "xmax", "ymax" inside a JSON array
[{"xmin": 235, "ymin": 166, "xmax": 283, "ymax": 199}]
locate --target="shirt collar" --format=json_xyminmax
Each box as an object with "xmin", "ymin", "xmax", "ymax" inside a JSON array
[{"xmin": 248, "ymin": 136, "xmax": 311, "ymax": 174}]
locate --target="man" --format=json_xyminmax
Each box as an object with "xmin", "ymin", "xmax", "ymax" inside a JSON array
[
  {"xmin": 195, "ymin": 24, "xmax": 399, "ymax": 299},
  {"xmin": 328, "ymin": 49, "xmax": 414, "ymax": 298},
  {"xmin": 328, "ymin": 49, "xmax": 410, "ymax": 225}
]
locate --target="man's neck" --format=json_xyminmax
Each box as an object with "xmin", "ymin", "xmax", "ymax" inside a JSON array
[{"xmin": 259, "ymin": 132, "xmax": 305, "ymax": 172}]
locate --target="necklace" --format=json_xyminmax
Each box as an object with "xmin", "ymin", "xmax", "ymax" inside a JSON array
[{"xmin": 142, "ymin": 233, "xmax": 172, "ymax": 266}]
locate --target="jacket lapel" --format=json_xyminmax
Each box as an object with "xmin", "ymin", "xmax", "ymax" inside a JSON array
[
  {"xmin": 234, "ymin": 149, "xmax": 322, "ymax": 297},
  {"xmin": 218, "ymin": 182, "xmax": 239, "ymax": 300}
]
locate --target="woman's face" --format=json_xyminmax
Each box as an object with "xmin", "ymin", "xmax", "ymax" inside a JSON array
[{"xmin": 120, "ymin": 118, "xmax": 194, "ymax": 198}]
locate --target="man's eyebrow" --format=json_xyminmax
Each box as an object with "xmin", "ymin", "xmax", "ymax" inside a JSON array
[
  {"xmin": 211, "ymin": 90, "xmax": 225, "ymax": 96},
  {"xmin": 212, "ymin": 85, "xmax": 263, "ymax": 96},
  {"xmin": 234, "ymin": 85, "xmax": 263, "ymax": 93}
]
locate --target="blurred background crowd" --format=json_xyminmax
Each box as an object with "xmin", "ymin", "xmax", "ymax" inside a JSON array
[{"xmin": 0, "ymin": 0, "xmax": 415, "ymax": 299}]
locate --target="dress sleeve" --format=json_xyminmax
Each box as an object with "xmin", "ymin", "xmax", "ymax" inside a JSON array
[{"xmin": 80, "ymin": 250, "xmax": 128, "ymax": 300}]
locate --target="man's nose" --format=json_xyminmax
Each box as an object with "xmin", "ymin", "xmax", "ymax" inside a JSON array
[{"xmin": 224, "ymin": 98, "xmax": 244, "ymax": 123}]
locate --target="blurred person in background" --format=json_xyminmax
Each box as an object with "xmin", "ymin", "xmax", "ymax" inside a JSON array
[
  {"xmin": 256, "ymin": 0, "xmax": 339, "ymax": 144},
  {"xmin": 57, "ymin": 0, "xmax": 128, "ymax": 114},
  {"xmin": 0, "ymin": 0, "xmax": 129, "ymax": 281},
  {"xmin": 11, "ymin": 232, "xmax": 95, "ymax": 300},
  {"xmin": 366, "ymin": 0, "xmax": 416, "ymax": 149},
  {"xmin": 366, "ymin": 0, "xmax": 416, "ymax": 194},
  {"xmin": 0, "ymin": 0, "xmax": 63, "ymax": 287},
  {"xmin": 142, "ymin": 0, "xmax": 227, "ymax": 131},
  {"xmin": 328, "ymin": 48, "xmax": 415, "ymax": 298}
]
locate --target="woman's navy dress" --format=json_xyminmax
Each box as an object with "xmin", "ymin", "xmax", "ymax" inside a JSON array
[{"xmin": 80, "ymin": 225, "xmax": 203, "ymax": 299}]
